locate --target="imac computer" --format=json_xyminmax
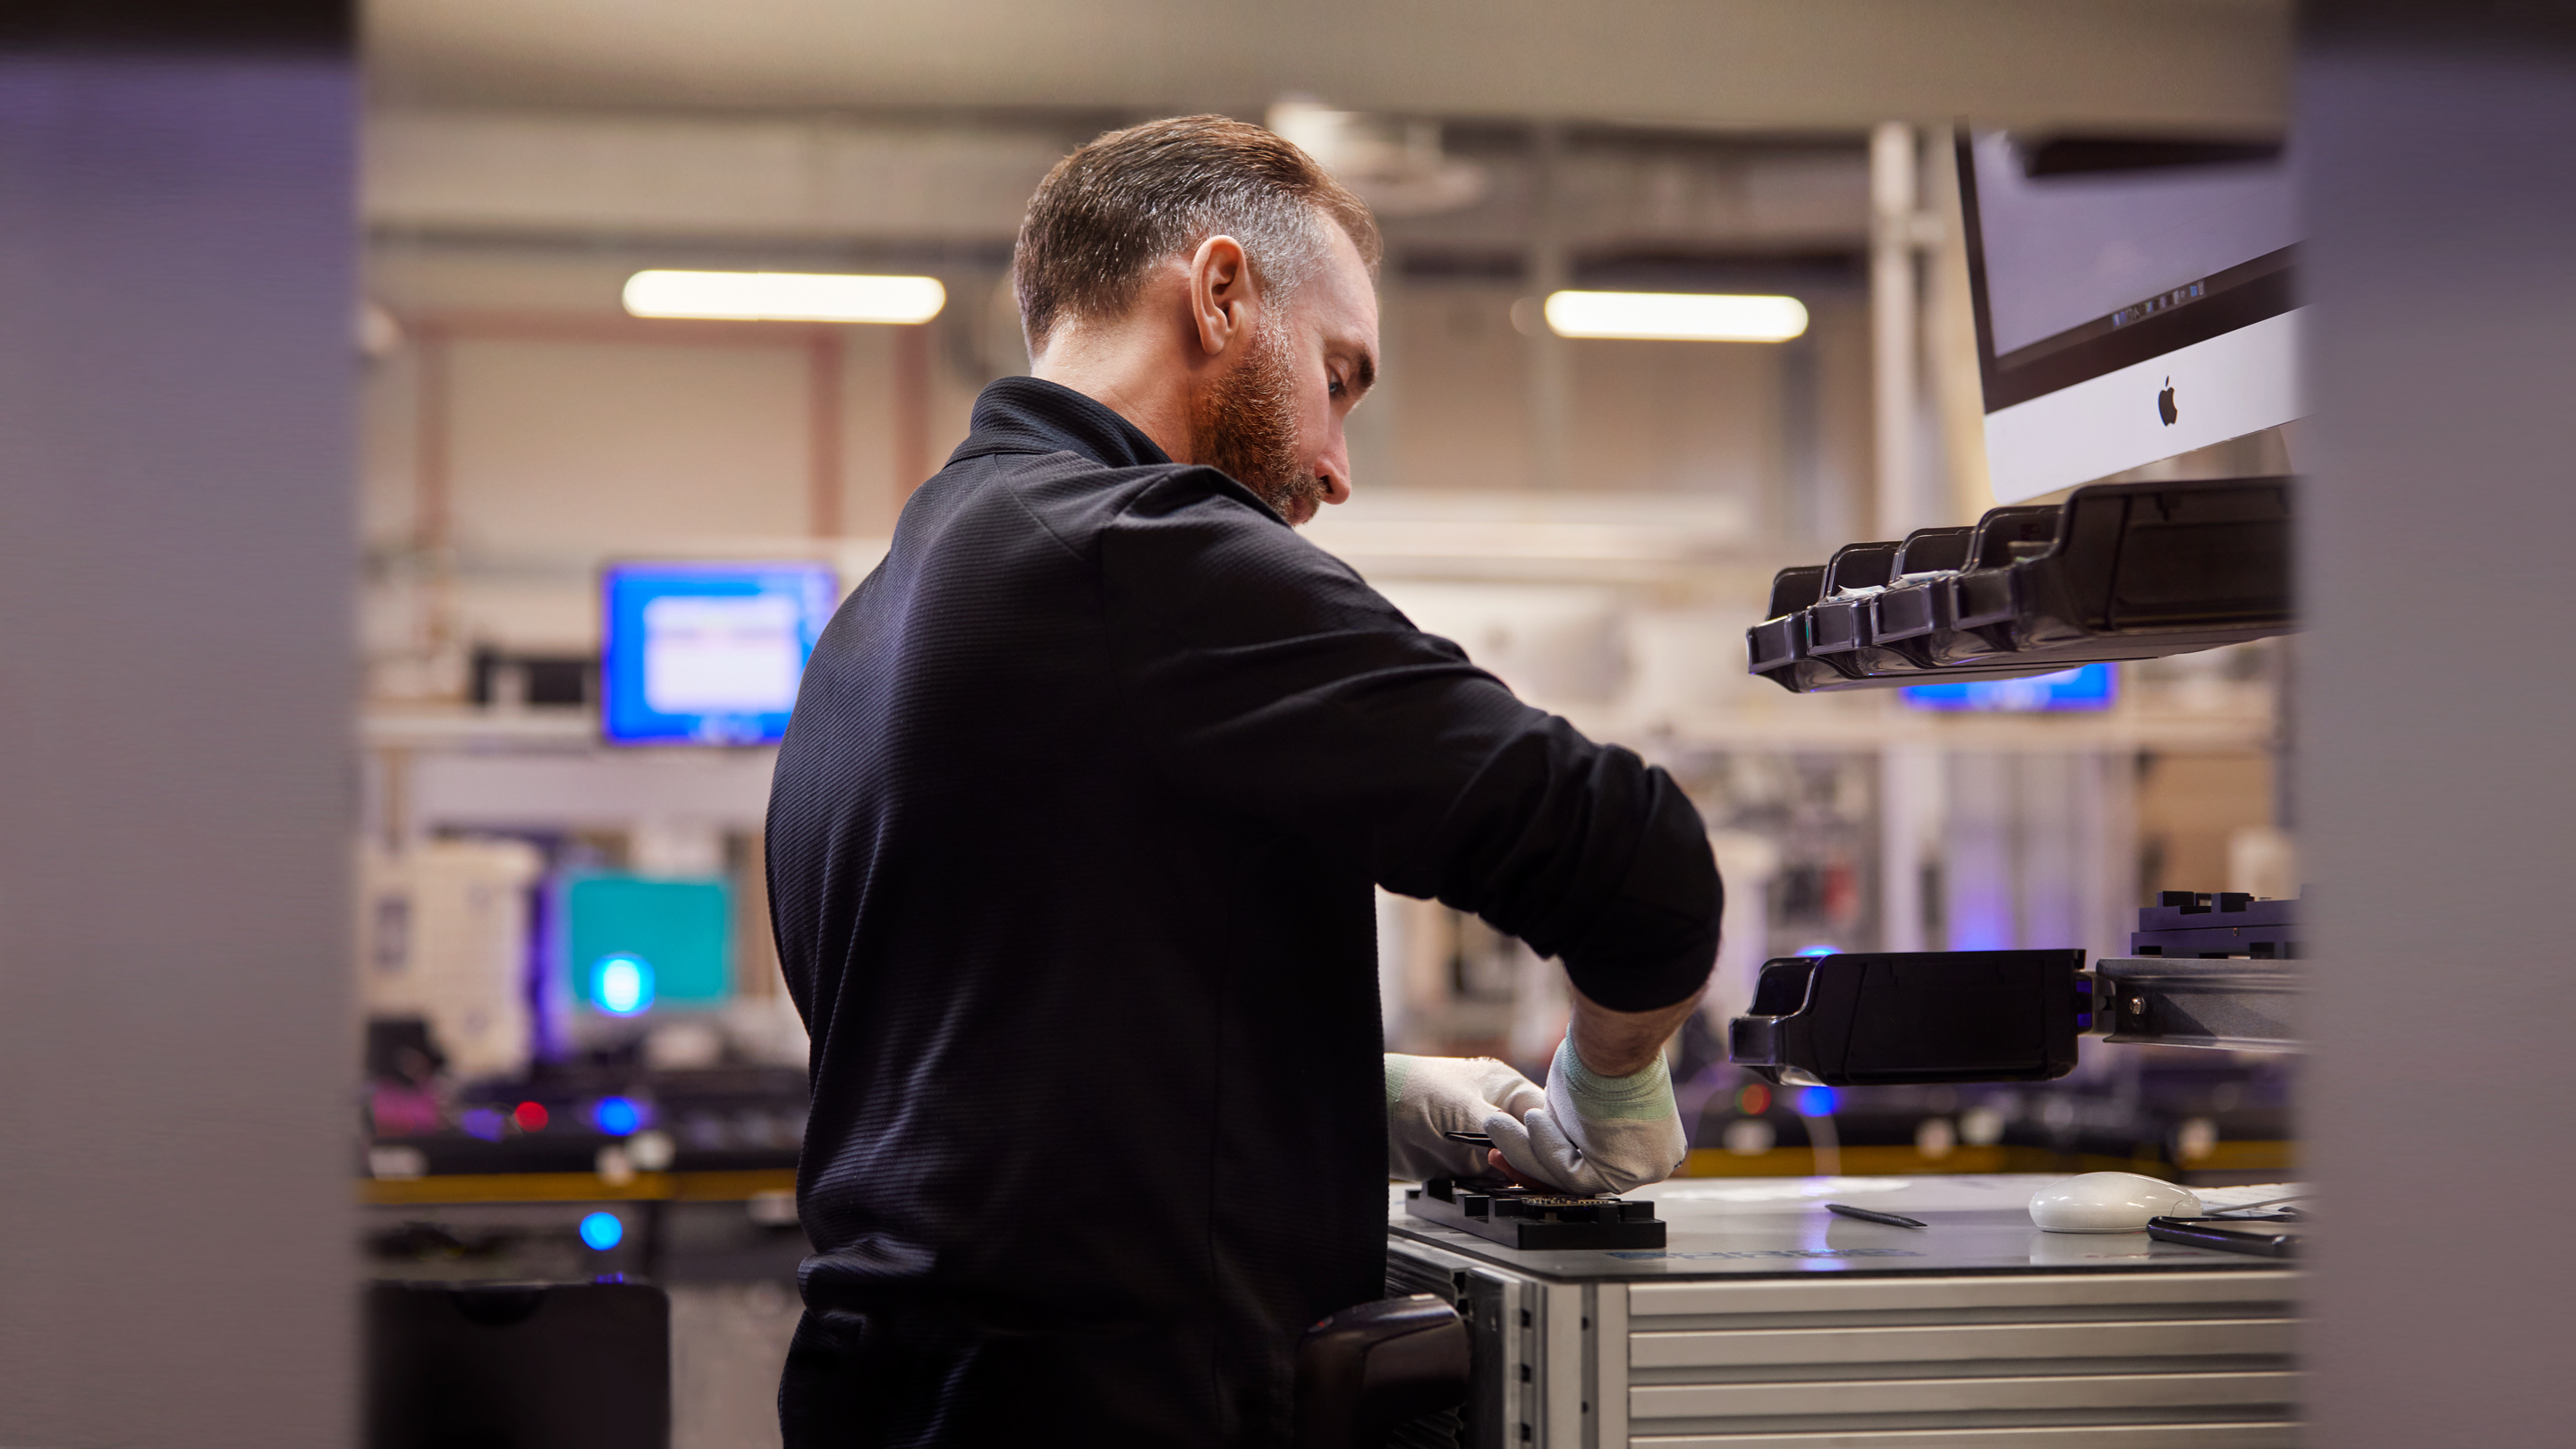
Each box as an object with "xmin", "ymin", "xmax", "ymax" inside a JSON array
[
  {"xmin": 1960, "ymin": 132, "xmax": 2302, "ymax": 502},
  {"xmin": 599, "ymin": 560, "xmax": 839, "ymax": 746}
]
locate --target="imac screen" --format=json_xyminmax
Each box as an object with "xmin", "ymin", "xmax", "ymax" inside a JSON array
[
  {"xmin": 1962, "ymin": 131, "xmax": 2303, "ymax": 500},
  {"xmin": 601, "ymin": 561, "xmax": 838, "ymax": 745},
  {"xmin": 1969, "ymin": 132, "xmax": 2297, "ymax": 369}
]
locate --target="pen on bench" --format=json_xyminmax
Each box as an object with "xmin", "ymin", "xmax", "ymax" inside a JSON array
[{"xmin": 1825, "ymin": 1202, "xmax": 1927, "ymax": 1229}]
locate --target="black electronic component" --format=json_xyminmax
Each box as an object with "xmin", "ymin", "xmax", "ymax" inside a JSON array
[
  {"xmin": 1747, "ymin": 476, "xmax": 2295, "ymax": 693},
  {"xmin": 469, "ymin": 645, "xmax": 594, "ymax": 708},
  {"xmin": 364, "ymin": 1281, "xmax": 667, "ymax": 1449},
  {"xmin": 2132, "ymin": 890, "xmax": 2301, "ymax": 958},
  {"xmin": 1728, "ymin": 949, "xmax": 2088, "ymax": 1088},
  {"xmin": 365, "ymin": 1016, "xmax": 446, "ymax": 1083},
  {"xmin": 1825, "ymin": 1203, "xmax": 1928, "ymax": 1229},
  {"xmin": 1403, "ymin": 1178, "xmax": 1666, "ymax": 1250},
  {"xmin": 1295, "ymin": 1294, "xmax": 1470, "ymax": 1449},
  {"xmin": 2146, "ymin": 1215, "xmax": 2301, "ymax": 1258}
]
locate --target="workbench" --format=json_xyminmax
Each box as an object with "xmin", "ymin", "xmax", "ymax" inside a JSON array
[{"xmin": 1385, "ymin": 1174, "xmax": 2300, "ymax": 1448}]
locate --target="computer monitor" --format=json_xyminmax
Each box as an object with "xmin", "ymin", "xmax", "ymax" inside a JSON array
[
  {"xmin": 1959, "ymin": 132, "xmax": 2302, "ymax": 503},
  {"xmin": 560, "ymin": 871, "xmax": 733, "ymax": 1018},
  {"xmin": 1902, "ymin": 661, "xmax": 2116, "ymax": 713},
  {"xmin": 599, "ymin": 561, "xmax": 838, "ymax": 745}
]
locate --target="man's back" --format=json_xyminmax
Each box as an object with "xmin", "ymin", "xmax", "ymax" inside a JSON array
[
  {"xmin": 768, "ymin": 378, "xmax": 1717, "ymax": 1445},
  {"xmin": 768, "ymin": 379, "xmax": 1388, "ymax": 1444}
]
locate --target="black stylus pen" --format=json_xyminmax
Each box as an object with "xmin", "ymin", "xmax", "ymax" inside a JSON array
[{"xmin": 1825, "ymin": 1202, "xmax": 1927, "ymax": 1228}]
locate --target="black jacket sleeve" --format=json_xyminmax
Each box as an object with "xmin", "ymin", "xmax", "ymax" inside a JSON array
[{"xmin": 1098, "ymin": 472, "xmax": 1719, "ymax": 1013}]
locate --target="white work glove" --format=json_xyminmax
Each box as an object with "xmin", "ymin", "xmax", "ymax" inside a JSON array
[
  {"xmin": 1483, "ymin": 1038, "xmax": 1688, "ymax": 1196},
  {"xmin": 1385, "ymin": 1054, "xmax": 1547, "ymax": 1182}
]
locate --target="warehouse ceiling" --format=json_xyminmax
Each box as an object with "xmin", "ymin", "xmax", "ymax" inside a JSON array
[{"xmin": 367, "ymin": 0, "xmax": 2292, "ymax": 134}]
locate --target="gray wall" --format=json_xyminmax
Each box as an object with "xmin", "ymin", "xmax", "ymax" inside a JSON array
[
  {"xmin": 0, "ymin": 47, "xmax": 357, "ymax": 1449},
  {"xmin": 2300, "ymin": 15, "xmax": 2576, "ymax": 1447}
]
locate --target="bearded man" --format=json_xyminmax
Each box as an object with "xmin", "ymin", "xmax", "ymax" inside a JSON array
[{"xmin": 766, "ymin": 115, "xmax": 1724, "ymax": 1447}]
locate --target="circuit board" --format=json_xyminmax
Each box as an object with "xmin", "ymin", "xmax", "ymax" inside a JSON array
[
  {"xmin": 1402, "ymin": 1177, "xmax": 1666, "ymax": 1250},
  {"xmin": 2130, "ymin": 890, "xmax": 2301, "ymax": 959}
]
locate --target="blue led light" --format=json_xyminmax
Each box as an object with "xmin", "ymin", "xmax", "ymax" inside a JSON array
[
  {"xmin": 579, "ymin": 1212, "xmax": 624, "ymax": 1250},
  {"xmin": 1795, "ymin": 944, "xmax": 1839, "ymax": 958},
  {"xmin": 592, "ymin": 1096, "xmax": 642, "ymax": 1137},
  {"xmin": 1796, "ymin": 1086, "xmax": 1840, "ymax": 1117},
  {"xmin": 591, "ymin": 953, "xmax": 655, "ymax": 1016},
  {"xmin": 1902, "ymin": 662, "xmax": 2115, "ymax": 714}
]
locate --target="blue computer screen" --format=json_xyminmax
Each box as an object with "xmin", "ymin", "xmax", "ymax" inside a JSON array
[
  {"xmin": 1902, "ymin": 663, "xmax": 2116, "ymax": 713},
  {"xmin": 561, "ymin": 871, "xmax": 733, "ymax": 1013},
  {"xmin": 600, "ymin": 562, "xmax": 838, "ymax": 745}
]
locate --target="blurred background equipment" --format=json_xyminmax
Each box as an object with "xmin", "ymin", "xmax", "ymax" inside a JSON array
[
  {"xmin": 361, "ymin": 839, "xmax": 546, "ymax": 1082},
  {"xmin": 365, "ymin": 1281, "xmax": 669, "ymax": 1449},
  {"xmin": 599, "ymin": 561, "xmax": 838, "ymax": 747},
  {"xmin": 559, "ymin": 871, "xmax": 734, "ymax": 1026}
]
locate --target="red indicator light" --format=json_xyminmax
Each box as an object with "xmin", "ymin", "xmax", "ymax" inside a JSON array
[
  {"xmin": 1738, "ymin": 1084, "xmax": 1772, "ymax": 1116},
  {"xmin": 513, "ymin": 1101, "xmax": 549, "ymax": 1131}
]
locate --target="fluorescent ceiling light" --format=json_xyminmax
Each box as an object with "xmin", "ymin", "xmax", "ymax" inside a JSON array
[
  {"xmin": 623, "ymin": 270, "xmax": 946, "ymax": 324},
  {"xmin": 1544, "ymin": 290, "xmax": 1809, "ymax": 343}
]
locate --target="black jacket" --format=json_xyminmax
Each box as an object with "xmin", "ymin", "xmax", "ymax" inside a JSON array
[{"xmin": 767, "ymin": 376, "xmax": 1720, "ymax": 1446}]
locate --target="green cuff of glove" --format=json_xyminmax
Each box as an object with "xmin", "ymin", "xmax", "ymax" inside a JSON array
[
  {"xmin": 1384, "ymin": 1054, "xmax": 1411, "ymax": 1110},
  {"xmin": 1555, "ymin": 1038, "xmax": 1675, "ymax": 1122}
]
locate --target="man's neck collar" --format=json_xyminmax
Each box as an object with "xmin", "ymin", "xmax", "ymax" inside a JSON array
[{"xmin": 953, "ymin": 376, "xmax": 1175, "ymax": 470}]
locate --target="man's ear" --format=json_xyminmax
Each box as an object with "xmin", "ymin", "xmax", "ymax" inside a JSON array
[{"xmin": 1188, "ymin": 234, "xmax": 1255, "ymax": 359}]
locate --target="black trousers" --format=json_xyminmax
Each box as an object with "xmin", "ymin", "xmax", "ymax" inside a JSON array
[{"xmin": 778, "ymin": 1305, "xmax": 1284, "ymax": 1448}]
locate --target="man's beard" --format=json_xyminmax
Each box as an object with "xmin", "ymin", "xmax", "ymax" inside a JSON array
[{"xmin": 1186, "ymin": 319, "xmax": 1321, "ymax": 523}]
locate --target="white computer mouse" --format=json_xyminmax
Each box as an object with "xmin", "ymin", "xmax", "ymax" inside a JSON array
[{"xmin": 2028, "ymin": 1172, "xmax": 2203, "ymax": 1233}]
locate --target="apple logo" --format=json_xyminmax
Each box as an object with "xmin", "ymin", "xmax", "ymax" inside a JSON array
[{"xmin": 2157, "ymin": 377, "xmax": 2179, "ymax": 427}]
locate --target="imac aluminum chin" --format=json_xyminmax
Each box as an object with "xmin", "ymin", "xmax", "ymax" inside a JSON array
[{"xmin": 1984, "ymin": 307, "xmax": 2305, "ymax": 504}]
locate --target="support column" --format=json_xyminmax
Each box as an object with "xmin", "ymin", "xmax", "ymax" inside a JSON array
[
  {"xmin": 1877, "ymin": 742, "xmax": 1937, "ymax": 953},
  {"xmin": 2300, "ymin": 11, "xmax": 2576, "ymax": 1446},
  {"xmin": 808, "ymin": 327, "xmax": 845, "ymax": 538},
  {"xmin": 1525, "ymin": 121, "xmax": 1571, "ymax": 491},
  {"xmin": 1869, "ymin": 122, "xmax": 1920, "ymax": 539},
  {"xmin": 892, "ymin": 320, "xmax": 934, "ymax": 509},
  {"xmin": 0, "ymin": 16, "xmax": 357, "ymax": 1446}
]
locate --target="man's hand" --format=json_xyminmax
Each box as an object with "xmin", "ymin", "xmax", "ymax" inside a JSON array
[
  {"xmin": 1385, "ymin": 1055, "xmax": 1546, "ymax": 1182},
  {"xmin": 1482, "ymin": 985, "xmax": 1695, "ymax": 1195}
]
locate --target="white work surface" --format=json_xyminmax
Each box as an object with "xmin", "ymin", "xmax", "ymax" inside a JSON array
[{"xmin": 1385, "ymin": 1174, "xmax": 2303, "ymax": 1449}]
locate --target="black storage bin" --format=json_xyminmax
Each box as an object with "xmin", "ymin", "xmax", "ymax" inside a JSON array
[
  {"xmin": 365, "ymin": 1281, "xmax": 669, "ymax": 1449},
  {"xmin": 1746, "ymin": 477, "xmax": 2297, "ymax": 693}
]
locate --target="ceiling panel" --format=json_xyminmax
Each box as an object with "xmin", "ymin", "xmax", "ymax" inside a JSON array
[{"xmin": 369, "ymin": 0, "xmax": 2291, "ymax": 133}]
